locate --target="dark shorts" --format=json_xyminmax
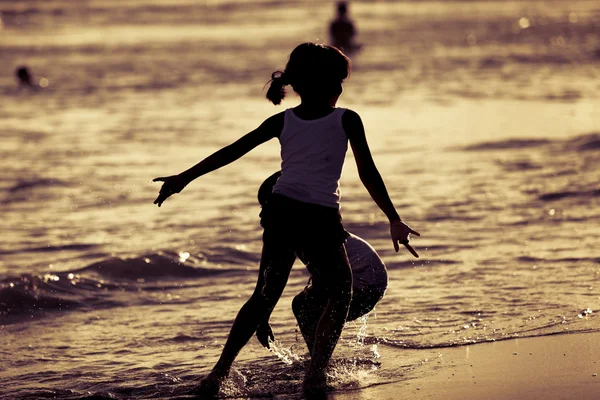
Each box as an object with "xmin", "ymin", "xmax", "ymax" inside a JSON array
[
  {"xmin": 260, "ymin": 194, "xmax": 350, "ymax": 293},
  {"xmin": 260, "ymin": 194, "xmax": 349, "ymax": 257}
]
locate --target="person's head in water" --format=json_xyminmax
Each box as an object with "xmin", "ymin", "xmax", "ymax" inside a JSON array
[
  {"xmin": 266, "ymin": 42, "xmax": 350, "ymax": 106},
  {"xmin": 16, "ymin": 66, "xmax": 32, "ymax": 87},
  {"xmin": 337, "ymin": 1, "xmax": 348, "ymax": 17}
]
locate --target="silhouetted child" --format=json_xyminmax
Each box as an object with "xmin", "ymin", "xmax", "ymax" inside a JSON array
[
  {"xmin": 255, "ymin": 171, "xmax": 388, "ymax": 355},
  {"xmin": 329, "ymin": 1, "xmax": 358, "ymax": 53},
  {"xmin": 153, "ymin": 42, "xmax": 419, "ymax": 395}
]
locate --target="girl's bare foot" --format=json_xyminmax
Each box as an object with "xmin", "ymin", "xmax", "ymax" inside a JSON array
[
  {"xmin": 302, "ymin": 371, "xmax": 328, "ymax": 396},
  {"xmin": 196, "ymin": 370, "xmax": 226, "ymax": 398}
]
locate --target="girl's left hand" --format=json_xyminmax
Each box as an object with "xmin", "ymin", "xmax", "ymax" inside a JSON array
[
  {"xmin": 390, "ymin": 220, "xmax": 420, "ymax": 258},
  {"xmin": 153, "ymin": 174, "xmax": 188, "ymax": 207}
]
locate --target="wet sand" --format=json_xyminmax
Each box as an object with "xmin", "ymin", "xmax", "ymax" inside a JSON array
[{"xmin": 334, "ymin": 332, "xmax": 600, "ymax": 400}]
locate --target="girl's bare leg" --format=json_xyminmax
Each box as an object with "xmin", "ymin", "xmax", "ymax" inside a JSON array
[
  {"xmin": 292, "ymin": 288, "xmax": 327, "ymax": 355},
  {"xmin": 199, "ymin": 233, "xmax": 295, "ymax": 395},
  {"xmin": 303, "ymin": 245, "xmax": 352, "ymax": 391}
]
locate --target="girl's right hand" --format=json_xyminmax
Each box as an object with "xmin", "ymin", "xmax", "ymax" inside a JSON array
[
  {"xmin": 256, "ymin": 322, "xmax": 275, "ymax": 349},
  {"xmin": 153, "ymin": 174, "xmax": 188, "ymax": 207},
  {"xmin": 390, "ymin": 220, "xmax": 420, "ymax": 258}
]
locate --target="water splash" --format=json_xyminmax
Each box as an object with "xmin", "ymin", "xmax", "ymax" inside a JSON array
[
  {"xmin": 267, "ymin": 339, "xmax": 304, "ymax": 365},
  {"xmin": 326, "ymin": 356, "xmax": 382, "ymax": 391},
  {"xmin": 345, "ymin": 312, "xmax": 372, "ymax": 350},
  {"xmin": 218, "ymin": 368, "xmax": 248, "ymax": 398}
]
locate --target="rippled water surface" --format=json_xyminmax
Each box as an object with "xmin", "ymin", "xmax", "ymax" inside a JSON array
[{"xmin": 1, "ymin": 0, "xmax": 599, "ymax": 398}]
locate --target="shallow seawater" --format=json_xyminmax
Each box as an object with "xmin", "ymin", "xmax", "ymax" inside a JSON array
[{"xmin": 0, "ymin": 0, "xmax": 599, "ymax": 398}]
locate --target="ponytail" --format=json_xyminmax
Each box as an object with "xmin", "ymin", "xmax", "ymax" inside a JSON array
[
  {"xmin": 266, "ymin": 71, "xmax": 288, "ymax": 105},
  {"xmin": 266, "ymin": 42, "xmax": 350, "ymax": 105}
]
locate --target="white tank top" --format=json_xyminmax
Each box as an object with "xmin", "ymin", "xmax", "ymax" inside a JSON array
[{"xmin": 272, "ymin": 108, "xmax": 348, "ymax": 209}]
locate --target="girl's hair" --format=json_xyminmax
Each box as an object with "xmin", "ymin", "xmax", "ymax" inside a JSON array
[{"xmin": 266, "ymin": 42, "xmax": 350, "ymax": 105}]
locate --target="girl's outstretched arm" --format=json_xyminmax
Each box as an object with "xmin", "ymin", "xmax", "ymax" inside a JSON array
[
  {"xmin": 343, "ymin": 109, "xmax": 420, "ymax": 257},
  {"xmin": 153, "ymin": 112, "xmax": 284, "ymax": 207}
]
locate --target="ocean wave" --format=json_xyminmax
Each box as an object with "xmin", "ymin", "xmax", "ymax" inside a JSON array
[
  {"xmin": 366, "ymin": 327, "xmax": 600, "ymax": 350},
  {"xmin": 7, "ymin": 178, "xmax": 69, "ymax": 193},
  {"xmin": 515, "ymin": 256, "xmax": 600, "ymax": 264},
  {"xmin": 462, "ymin": 138, "xmax": 551, "ymax": 151},
  {"xmin": 494, "ymin": 159, "xmax": 542, "ymax": 172},
  {"xmin": 76, "ymin": 251, "xmax": 217, "ymax": 281},
  {"xmin": 7, "ymin": 389, "xmax": 125, "ymax": 400},
  {"xmin": 537, "ymin": 189, "xmax": 600, "ymax": 202},
  {"xmin": 0, "ymin": 243, "xmax": 98, "ymax": 256},
  {"xmin": 461, "ymin": 133, "xmax": 600, "ymax": 154},
  {"xmin": 160, "ymin": 334, "xmax": 203, "ymax": 343},
  {"xmin": 0, "ymin": 272, "xmax": 120, "ymax": 320},
  {"xmin": 509, "ymin": 54, "xmax": 574, "ymax": 65},
  {"xmin": 0, "ymin": 251, "xmax": 244, "ymax": 323},
  {"xmin": 387, "ymin": 259, "xmax": 462, "ymax": 270},
  {"xmin": 479, "ymin": 53, "xmax": 587, "ymax": 69},
  {"xmin": 544, "ymin": 90, "xmax": 582, "ymax": 102},
  {"xmin": 563, "ymin": 132, "xmax": 600, "ymax": 152}
]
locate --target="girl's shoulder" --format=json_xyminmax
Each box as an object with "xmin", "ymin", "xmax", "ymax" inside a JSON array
[
  {"xmin": 266, "ymin": 110, "xmax": 286, "ymax": 123},
  {"xmin": 341, "ymin": 108, "xmax": 364, "ymax": 140},
  {"xmin": 261, "ymin": 111, "xmax": 286, "ymax": 138},
  {"xmin": 341, "ymin": 108, "xmax": 362, "ymax": 124},
  {"xmin": 340, "ymin": 107, "xmax": 360, "ymax": 118}
]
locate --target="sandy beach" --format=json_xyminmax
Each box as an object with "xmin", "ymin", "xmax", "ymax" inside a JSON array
[{"xmin": 334, "ymin": 332, "xmax": 600, "ymax": 400}]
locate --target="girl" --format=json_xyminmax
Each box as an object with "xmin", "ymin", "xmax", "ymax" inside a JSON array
[
  {"xmin": 254, "ymin": 171, "xmax": 389, "ymax": 355},
  {"xmin": 153, "ymin": 42, "xmax": 420, "ymax": 395}
]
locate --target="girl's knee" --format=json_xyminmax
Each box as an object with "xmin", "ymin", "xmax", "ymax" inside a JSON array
[
  {"xmin": 335, "ymin": 286, "xmax": 352, "ymax": 305},
  {"xmin": 332, "ymin": 269, "xmax": 352, "ymax": 297},
  {"xmin": 248, "ymin": 292, "xmax": 276, "ymax": 311},
  {"xmin": 292, "ymin": 293, "xmax": 304, "ymax": 316}
]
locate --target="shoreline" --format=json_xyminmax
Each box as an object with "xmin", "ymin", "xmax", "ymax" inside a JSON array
[{"xmin": 334, "ymin": 332, "xmax": 600, "ymax": 400}]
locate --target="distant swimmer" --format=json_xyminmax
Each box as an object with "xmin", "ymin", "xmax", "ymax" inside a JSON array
[
  {"xmin": 329, "ymin": 1, "xmax": 360, "ymax": 54},
  {"xmin": 255, "ymin": 171, "xmax": 388, "ymax": 354},
  {"xmin": 16, "ymin": 66, "xmax": 33, "ymax": 88},
  {"xmin": 15, "ymin": 66, "xmax": 47, "ymax": 90}
]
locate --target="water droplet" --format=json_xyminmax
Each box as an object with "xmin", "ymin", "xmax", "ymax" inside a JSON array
[
  {"xmin": 569, "ymin": 12, "xmax": 579, "ymax": 23},
  {"xmin": 519, "ymin": 17, "xmax": 531, "ymax": 29},
  {"xmin": 178, "ymin": 251, "xmax": 190, "ymax": 262}
]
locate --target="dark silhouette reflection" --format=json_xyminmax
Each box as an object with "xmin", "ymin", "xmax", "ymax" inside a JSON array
[
  {"xmin": 16, "ymin": 66, "xmax": 33, "ymax": 88},
  {"xmin": 329, "ymin": 1, "xmax": 360, "ymax": 54}
]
